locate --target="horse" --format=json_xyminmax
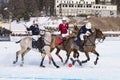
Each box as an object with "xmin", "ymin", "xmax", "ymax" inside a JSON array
[
  {"xmin": 66, "ymin": 28, "xmax": 105, "ymax": 65},
  {"xmin": 50, "ymin": 27, "xmax": 105, "ymax": 65},
  {"xmin": 13, "ymin": 30, "xmax": 59, "ymax": 68},
  {"xmin": 50, "ymin": 26, "xmax": 82, "ymax": 66}
]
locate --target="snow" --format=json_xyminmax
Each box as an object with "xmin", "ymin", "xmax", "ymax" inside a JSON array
[
  {"xmin": 0, "ymin": 17, "xmax": 120, "ymax": 80},
  {"xmin": 0, "ymin": 37, "xmax": 119, "ymax": 80}
]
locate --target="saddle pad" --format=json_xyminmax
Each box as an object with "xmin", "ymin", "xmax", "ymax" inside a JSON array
[{"xmin": 56, "ymin": 36, "xmax": 63, "ymax": 45}]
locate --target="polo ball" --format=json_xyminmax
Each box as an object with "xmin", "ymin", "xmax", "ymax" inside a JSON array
[{"xmin": 68, "ymin": 63, "xmax": 73, "ymax": 67}]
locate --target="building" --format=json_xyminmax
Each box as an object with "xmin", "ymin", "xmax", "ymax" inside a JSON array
[{"xmin": 55, "ymin": 0, "xmax": 117, "ymax": 17}]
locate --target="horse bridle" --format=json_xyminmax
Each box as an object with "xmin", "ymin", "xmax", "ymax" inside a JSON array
[{"xmin": 84, "ymin": 32, "xmax": 104, "ymax": 46}]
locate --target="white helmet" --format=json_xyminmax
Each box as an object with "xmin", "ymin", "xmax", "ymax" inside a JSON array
[
  {"xmin": 62, "ymin": 17, "xmax": 67, "ymax": 21},
  {"xmin": 33, "ymin": 20, "xmax": 38, "ymax": 24},
  {"xmin": 86, "ymin": 22, "xmax": 91, "ymax": 29}
]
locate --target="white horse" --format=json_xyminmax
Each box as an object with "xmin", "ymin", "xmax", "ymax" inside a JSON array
[{"xmin": 13, "ymin": 30, "xmax": 59, "ymax": 68}]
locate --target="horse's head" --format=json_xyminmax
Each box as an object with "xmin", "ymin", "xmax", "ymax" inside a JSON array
[{"xmin": 95, "ymin": 28, "xmax": 105, "ymax": 42}]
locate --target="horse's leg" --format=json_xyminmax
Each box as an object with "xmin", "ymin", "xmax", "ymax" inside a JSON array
[
  {"xmin": 91, "ymin": 49, "xmax": 99, "ymax": 65},
  {"xmin": 49, "ymin": 48, "xmax": 55, "ymax": 64},
  {"xmin": 13, "ymin": 51, "xmax": 20, "ymax": 64},
  {"xmin": 56, "ymin": 47, "xmax": 63, "ymax": 62},
  {"xmin": 77, "ymin": 59, "xmax": 82, "ymax": 66},
  {"xmin": 70, "ymin": 58, "xmax": 75, "ymax": 65},
  {"xmin": 20, "ymin": 53, "xmax": 25, "ymax": 66},
  {"xmin": 73, "ymin": 50, "xmax": 82, "ymax": 66},
  {"xmin": 40, "ymin": 52, "xmax": 46, "ymax": 67},
  {"xmin": 82, "ymin": 51, "xmax": 90, "ymax": 63},
  {"xmin": 20, "ymin": 48, "xmax": 31, "ymax": 66},
  {"xmin": 64, "ymin": 48, "xmax": 72, "ymax": 64},
  {"xmin": 48, "ymin": 54, "xmax": 59, "ymax": 68},
  {"xmin": 45, "ymin": 46, "xmax": 59, "ymax": 68},
  {"xmin": 50, "ymin": 47, "xmax": 54, "ymax": 52}
]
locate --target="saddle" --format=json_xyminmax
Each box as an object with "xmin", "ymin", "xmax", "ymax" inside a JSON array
[{"xmin": 56, "ymin": 36, "xmax": 63, "ymax": 45}]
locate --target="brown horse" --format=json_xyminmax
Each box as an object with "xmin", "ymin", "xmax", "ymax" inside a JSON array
[
  {"xmin": 50, "ymin": 27, "xmax": 105, "ymax": 65},
  {"xmin": 13, "ymin": 30, "xmax": 59, "ymax": 68},
  {"xmin": 50, "ymin": 26, "xmax": 82, "ymax": 65}
]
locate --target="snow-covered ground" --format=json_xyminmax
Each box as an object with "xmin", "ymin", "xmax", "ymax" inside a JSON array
[{"xmin": 0, "ymin": 37, "xmax": 120, "ymax": 80}]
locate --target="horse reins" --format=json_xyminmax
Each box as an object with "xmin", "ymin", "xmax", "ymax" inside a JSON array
[
  {"xmin": 84, "ymin": 34, "xmax": 104, "ymax": 46},
  {"xmin": 84, "ymin": 36, "xmax": 96, "ymax": 46}
]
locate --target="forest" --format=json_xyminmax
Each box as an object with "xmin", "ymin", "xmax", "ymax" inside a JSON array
[{"xmin": 0, "ymin": 0, "xmax": 120, "ymax": 21}]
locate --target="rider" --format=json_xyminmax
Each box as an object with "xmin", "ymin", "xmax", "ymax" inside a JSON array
[
  {"xmin": 27, "ymin": 20, "xmax": 40, "ymax": 35},
  {"xmin": 77, "ymin": 21, "xmax": 92, "ymax": 51},
  {"xmin": 59, "ymin": 17, "xmax": 69, "ymax": 38},
  {"xmin": 26, "ymin": 20, "xmax": 40, "ymax": 48},
  {"xmin": 59, "ymin": 17, "xmax": 69, "ymax": 40},
  {"xmin": 58, "ymin": 17, "xmax": 69, "ymax": 49}
]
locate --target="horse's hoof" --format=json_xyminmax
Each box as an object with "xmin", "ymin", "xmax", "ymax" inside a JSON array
[
  {"xmin": 40, "ymin": 65, "xmax": 45, "ymax": 68},
  {"xmin": 63, "ymin": 61, "xmax": 68, "ymax": 65},
  {"xmin": 13, "ymin": 61, "xmax": 16, "ymax": 64},
  {"xmin": 49, "ymin": 61, "xmax": 51, "ymax": 64},
  {"xmin": 63, "ymin": 63, "xmax": 66, "ymax": 65},
  {"xmin": 94, "ymin": 61, "xmax": 97, "ymax": 65},
  {"xmin": 82, "ymin": 60, "xmax": 87, "ymax": 63},
  {"xmin": 20, "ymin": 64, "xmax": 23, "ymax": 67},
  {"xmin": 56, "ymin": 66, "xmax": 60, "ymax": 68},
  {"xmin": 79, "ymin": 62, "xmax": 82, "ymax": 66}
]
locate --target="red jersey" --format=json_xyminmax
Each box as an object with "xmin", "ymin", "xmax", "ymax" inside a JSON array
[{"xmin": 59, "ymin": 23, "xmax": 69, "ymax": 34}]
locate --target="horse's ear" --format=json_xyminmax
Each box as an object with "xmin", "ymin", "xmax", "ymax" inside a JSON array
[{"xmin": 94, "ymin": 28, "xmax": 100, "ymax": 31}]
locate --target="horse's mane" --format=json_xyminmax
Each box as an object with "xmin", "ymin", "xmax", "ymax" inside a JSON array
[{"xmin": 84, "ymin": 28, "xmax": 103, "ymax": 47}]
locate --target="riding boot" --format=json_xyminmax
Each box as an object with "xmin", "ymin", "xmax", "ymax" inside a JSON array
[
  {"xmin": 62, "ymin": 37, "xmax": 67, "ymax": 50},
  {"xmin": 62, "ymin": 37, "xmax": 66, "ymax": 42},
  {"xmin": 79, "ymin": 40, "xmax": 84, "ymax": 51},
  {"xmin": 32, "ymin": 39, "xmax": 37, "ymax": 48}
]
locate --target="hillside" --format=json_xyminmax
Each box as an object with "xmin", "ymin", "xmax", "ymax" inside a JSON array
[
  {"xmin": 72, "ymin": 16, "xmax": 120, "ymax": 31},
  {"xmin": 89, "ymin": 16, "xmax": 120, "ymax": 31}
]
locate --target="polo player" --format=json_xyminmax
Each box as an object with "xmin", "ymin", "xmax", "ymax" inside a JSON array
[{"xmin": 77, "ymin": 22, "xmax": 92, "ymax": 51}]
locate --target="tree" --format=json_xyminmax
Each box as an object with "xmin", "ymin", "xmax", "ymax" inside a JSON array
[
  {"xmin": 24, "ymin": 0, "xmax": 40, "ymax": 16},
  {"xmin": 8, "ymin": 0, "xmax": 26, "ymax": 21}
]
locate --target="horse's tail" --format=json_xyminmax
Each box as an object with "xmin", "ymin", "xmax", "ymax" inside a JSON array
[{"xmin": 15, "ymin": 39, "xmax": 21, "ymax": 44}]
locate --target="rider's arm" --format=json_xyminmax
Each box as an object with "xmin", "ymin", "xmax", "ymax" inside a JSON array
[
  {"xmin": 26, "ymin": 25, "xmax": 33, "ymax": 31},
  {"xmin": 88, "ymin": 29, "xmax": 92, "ymax": 34},
  {"xmin": 58, "ymin": 24, "xmax": 62, "ymax": 31},
  {"xmin": 66, "ymin": 23, "xmax": 69, "ymax": 29}
]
